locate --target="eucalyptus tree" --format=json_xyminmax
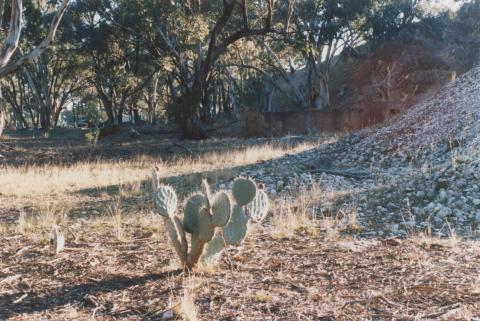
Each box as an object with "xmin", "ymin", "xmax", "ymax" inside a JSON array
[
  {"xmin": 8, "ymin": 0, "xmax": 90, "ymax": 132},
  {"xmin": 365, "ymin": 0, "xmax": 425, "ymax": 42},
  {"xmin": 22, "ymin": 48, "xmax": 88, "ymax": 130},
  {"xmin": 67, "ymin": 0, "xmax": 156, "ymax": 125},
  {"xmin": 0, "ymin": 0, "xmax": 70, "ymax": 77},
  {"xmin": 1, "ymin": 73, "xmax": 31, "ymax": 128},
  {"xmin": 292, "ymin": 0, "xmax": 372, "ymax": 110},
  {"xmin": 453, "ymin": 0, "xmax": 480, "ymax": 71},
  {"xmin": 132, "ymin": 0, "xmax": 284, "ymax": 138},
  {"xmin": 0, "ymin": 0, "xmax": 70, "ymax": 136}
]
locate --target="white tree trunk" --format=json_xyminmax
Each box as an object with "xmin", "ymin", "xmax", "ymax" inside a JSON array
[
  {"xmin": 0, "ymin": 108, "xmax": 5, "ymax": 138},
  {"xmin": 0, "ymin": 0, "xmax": 70, "ymax": 78},
  {"xmin": 0, "ymin": 0, "xmax": 22, "ymax": 68}
]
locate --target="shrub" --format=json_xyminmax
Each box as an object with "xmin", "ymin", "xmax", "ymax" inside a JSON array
[{"xmin": 84, "ymin": 129, "xmax": 100, "ymax": 145}]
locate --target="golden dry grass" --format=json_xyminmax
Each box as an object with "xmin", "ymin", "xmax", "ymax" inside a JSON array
[
  {"xmin": 0, "ymin": 141, "xmax": 317, "ymax": 197},
  {"xmin": 1, "ymin": 135, "xmax": 479, "ymax": 321},
  {"xmin": 270, "ymin": 183, "xmax": 323, "ymax": 239},
  {"xmin": 175, "ymin": 277, "xmax": 200, "ymax": 321}
]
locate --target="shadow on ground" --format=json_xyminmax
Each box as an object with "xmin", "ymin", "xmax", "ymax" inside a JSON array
[
  {"xmin": 1, "ymin": 128, "xmax": 315, "ymax": 166},
  {"xmin": 0, "ymin": 269, "xmax": 182, "ymax": 320}
]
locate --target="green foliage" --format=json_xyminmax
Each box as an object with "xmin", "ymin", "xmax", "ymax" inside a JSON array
[
  {"xmin": 151, "ymin": 172, "xmax": 269, "ymax": 269},
  {"xmin": 293, "ymin": 0, "xmax": 372, "ymax": 47},
  {"xmin": 453, "ymin": 0, "xmax": 480, "ymax": 70},
  {"xmin": 81, "ymin": 97, "xmax": 103, "ymax": 126},
  {"xmin": 365, "ymin": 0, "xmax": 425, "ymax": 41}
]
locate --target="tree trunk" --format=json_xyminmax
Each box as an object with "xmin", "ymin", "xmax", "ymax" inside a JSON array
[
  {"xmin": 24, "ymin": 68, "xmax": 52, "ymax": 132},
  {"xmin": 11, "ymin": 105, "xmax": 27, "ymax": 128},
  {"xmin": 53, "ymin": 105, "xmax": 63, "ymax": 127},
  {"xmin": 307, "ymin": 55, "xmax": 331, "ymax": 110},
  {"xmin": 100, "ymin": 96, "xmax": 114, "ymax": 124},
  {"xmin": 117, "ymin": 95, "xmax": 126, "ymax": 125},
  {"xmin": 0, "ymin": 87, "xmax": 14, "ymax": 134},
  {"xmin": 178, "ymin": 97, "xmax": 208, "ymax": 140},
  {"xmin": 0, "ymin": 107, "xmax": 5, "ymax": 137},
  {"xmin": 39, "ymin": 107, "xmax": 50, "ymax": 132},
  {"xmin": 266, "ymin": 84, "xmax": 275, "ymax": 112},
  {"xmin": 148, "ymin": 73, "xmax": 160, "ymax": 125},
  {"xmin": 112, "ymin": 89, "xmax": 119, "ymax": 125}
]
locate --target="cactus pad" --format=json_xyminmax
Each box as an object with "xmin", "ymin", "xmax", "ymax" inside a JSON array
[
  {"xmin": 245, "ymin": 189, "xmax": 269, "ymax": 223},
  {"xmin": 183, "ymin": 194, "xmax": 207, "ymax": 234},
  {"xmin": 211, "ymin": 192, "xmax": 231, "ymax": 227},
  {"xmin": 201, "ymin": 231, "xmax": 225, "ymax": 264},
  {"xmin": 162, "ymin": 215, "xmax": 186, "ymax": 263},
  {"xmin": 232, "ymin": 178, "xmax": 257, "ymax": 206},
  {"xmin": 151, "ymin": 168, "xmax": 160, "ymax": 191},
  {"xmin": 153, "ymin": 185, "xmax": 178, "ymax": 217},
  {"xmin": 201, "ymin": 179, "xmax": 212, "ymax": 208},
  {"xmin": 223, "ymin": 205, "xmax": 249, "ymax": 245},
  {"xmin": 197, "ymin": 208, "xmax": 215, "ymax": 241},
  {"xmin": 174, "ymin": 216, "xmax": 188, "ymax": 256}
]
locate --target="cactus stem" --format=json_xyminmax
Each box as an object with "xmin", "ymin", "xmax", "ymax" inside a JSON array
[{"xmin": 186, "ymin": 234, "xmax": 207, "ymax": 269}]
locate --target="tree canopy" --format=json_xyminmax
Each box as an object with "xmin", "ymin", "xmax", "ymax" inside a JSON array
[{"xmin": 0, "ymin": 0, "xmax": 478, "ymax": 138}]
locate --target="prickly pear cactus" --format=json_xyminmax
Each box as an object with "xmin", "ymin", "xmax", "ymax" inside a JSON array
[
  {"xmin": 151, "ymin": 172, "xmax": 269, "ymax": 269},
  {"xmin": 151, "ymin": 168, "xmax": 159, "ymax": 190},
  {"xmin": 211, "ymin": 192, "xmax": 231, "ymax": 227},
  {"xmin": 153, "ymin": 185, "xmax": 177, "ymax": 217},
  {"xmin": 232, "ymin": 178, "xmax": 257, "ymax": 206},
  {"xmin": 245, "ymin": 189, "xmax": 269, "ymax": 223},
  {"xmin": 201, "ymin": 231, "xmax": 225, "ymax": 264},
  {"xmin": 223, "ymin": 205, "xmax": 249, "ymax": 245},
  {"xmin": 183, "ymin": 194, "xmax": 207, "ymax": 234}
]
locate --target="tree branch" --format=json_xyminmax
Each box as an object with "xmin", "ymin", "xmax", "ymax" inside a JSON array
[
  {"xmin": 0, "ymin": 0, "xmax": 22, "ymax": 68},
  {"xmin": 0, "ymin": 0, "xmax": 70, "ymax": 77}
]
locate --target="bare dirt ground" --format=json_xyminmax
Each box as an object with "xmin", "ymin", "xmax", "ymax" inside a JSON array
[{"xmin": 1, "ymin": 131, "xmax": 479, "ymax": 321}]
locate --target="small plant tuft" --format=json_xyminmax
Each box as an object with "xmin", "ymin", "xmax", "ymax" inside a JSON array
[{"xmin": 84, "ymin": 128, "xmax": 100, "ymax": 145}]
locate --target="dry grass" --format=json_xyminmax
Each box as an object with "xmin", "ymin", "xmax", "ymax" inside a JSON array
[
  {"xmin": 270, "ymin": 184, "xmax": 322, "ymax": 239},
  {"xmin": 104, "ymin": 198, "xmax": 127, "ymax": 242},
  {"xmin": 0, "ymin": 160, "xmax": 149, "ymax": 196},
  {"xmin": 269, "ymin": 183, "xmax": 359, "ymax": 240},
  {"xmin": 0, "ymin": 141, "xmax": 317, "ymax": 197},
  {"xmin": 271, "ymin": 201, "xmax": 320, "ymax": 239},
  {"xmin": 411, "ymin": 229, "xmax": 462, "ymax": 250},
  {"xmin": 14, "ymin": 201, "xmax": 70, "ymax": 243},
  {"xmin": 1, "ymin": 135, "xmax": 479, "ymax": 320},
  {"xmin": 175, "ymin": 278, "xmax": 200, "ymax": 321}
]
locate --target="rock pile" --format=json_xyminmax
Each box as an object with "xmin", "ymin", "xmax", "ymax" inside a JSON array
[{"xmin": 235, "ymin": 67, "xmax": 480, "ymax": 237}]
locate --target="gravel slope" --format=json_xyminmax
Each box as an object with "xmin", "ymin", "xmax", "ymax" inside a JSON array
[{"xmin": 221, "ymin": 67, "xmax": 480, "ymax": 238}]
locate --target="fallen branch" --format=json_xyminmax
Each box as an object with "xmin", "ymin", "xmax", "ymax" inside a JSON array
[{"xmin": 12, "ymin": 293, "xmax": 28, "ymax": 304}]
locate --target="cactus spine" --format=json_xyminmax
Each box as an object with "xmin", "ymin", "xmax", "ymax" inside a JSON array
[{"xmin": 151, "ymin": 171, "xmax": 269, "ymax": 269}]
